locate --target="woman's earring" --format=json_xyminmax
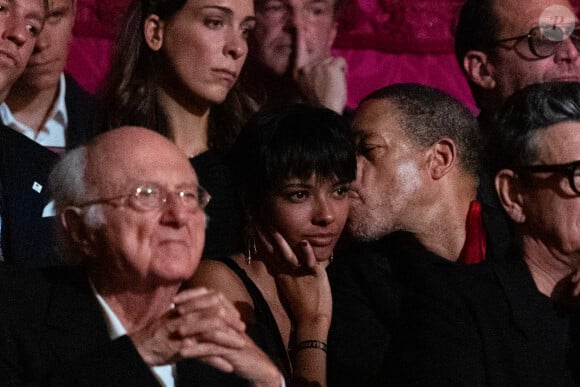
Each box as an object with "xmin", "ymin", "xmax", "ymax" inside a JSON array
[
  {"xmin": 245, "ymin": 221, "xmax": 257, "ymax": 266},
  {"xmin": 330, "ymin": 252, "xmax": 334, "ymax": 263},
  {"xmin": 246, "ymin": 238, "xmax": 256, "ymax": 266}
]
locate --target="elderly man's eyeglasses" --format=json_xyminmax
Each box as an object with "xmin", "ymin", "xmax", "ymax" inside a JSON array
[
  {"xmin": 77, "ymin": 183, "xmax": 212, "ymax": 212},
  {"xmin": 494, "ymin": 24, "xmax": 580, "ymax": 58},
  {"xmin": 514, "ymin": 161, "xmax": 580, "ymax": 195}
]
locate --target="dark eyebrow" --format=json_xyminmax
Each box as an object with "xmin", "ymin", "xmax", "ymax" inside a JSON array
[
  {"xmin": 307, "ymin": 0, "xmax": 332, "ymax": 6},
  {"xmin": 282, "ymin": 182, "xmax": 312, "ymax": 189},
  {"xmin": 23, "ymin": 1, "xmax": 46, "ymax": 24},
  {"xmin": 203, "ymin": 6, "xmax": 256, "ymax": 22},
  {"xmin": 202, "ymin": 5, "xmax": 232, "ymax": 15}
]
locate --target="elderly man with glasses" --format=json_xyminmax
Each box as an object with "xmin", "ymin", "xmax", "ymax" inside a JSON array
[
  {"xmin": 385, "ymin": 82, "xmax": 580, "ymax": 386},
  {"xmin": 0, "ymin": 126, "xmax": 283, "ymax": 386},
  {"xmin": 456, "ymin": 0, "xmax": 580, "ymax": 129}
]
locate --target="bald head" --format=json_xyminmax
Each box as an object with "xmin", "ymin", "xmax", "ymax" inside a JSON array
[
  {"xmin": 49, "ymin": 127, "xmax": 205, "ymax": 269},
  {"xmin": 84, "ymin": 127, "xmax": 196, "ymax": 198}
]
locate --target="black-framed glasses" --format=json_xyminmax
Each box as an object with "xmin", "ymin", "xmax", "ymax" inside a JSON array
[
  {"xmin": 514, "ymin": 160, "xmax": 580, "ymax": 195},
  {"xmin": 77, "ymin": 182, "xmax": 212, "ymax": 212},
  {"xmin": 494, "ymin": 24, "xmax": 580, "ymax": 58}
]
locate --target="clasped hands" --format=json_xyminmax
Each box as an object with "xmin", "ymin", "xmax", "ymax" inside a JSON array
[{"xmin": 129, "ymin": 287, "xmax": 282, "ymax": 386}]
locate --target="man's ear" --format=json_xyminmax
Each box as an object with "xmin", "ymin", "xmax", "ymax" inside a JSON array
[
  {"xmin": 428, "ymin": 138, "xmax": 456, "ymax": 180},
  {"xmin": 60, "ymin": 207, "xmax": 97, "ymax": 257},
  {"xmin": 463, "ymin": 50, "xmax": 496, "ymax": 90},
  {"xmin": 144, "ymin": 13, "xmax": 165, "ymax": 52},
  {"xmin": 495, "ymin": 169, "xmax": 525, "ymax": 223}
]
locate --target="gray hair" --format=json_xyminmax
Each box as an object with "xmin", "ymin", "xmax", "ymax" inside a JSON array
[
  {"xmin": 49, "ymin": 146, "xmax": 105, "ymax": 265},
  {"xmin": 489, "ymin": 81, "xmax": 580, "ymax": 176}
]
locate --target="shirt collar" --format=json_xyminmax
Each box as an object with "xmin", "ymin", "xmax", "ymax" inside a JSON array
[
  {"xmin": 89, "ymin": 281, "xmax": 176, "ymax": 387},
  {"xmin": 90, "ymin": 281, "xmax": 127, "ymax": 340},
  {"xmin": 0, "ymin": 73, "xmax": 68, "ymax": 147}
]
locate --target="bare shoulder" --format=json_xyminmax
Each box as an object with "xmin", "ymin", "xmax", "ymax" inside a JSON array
[{"xmin": 191, "ymin": 259, "xmax": 254, "ymax": 307}]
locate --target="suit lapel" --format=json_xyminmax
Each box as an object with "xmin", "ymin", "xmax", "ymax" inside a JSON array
[{"xmin": 43, "ymin": 267, "xmax": 111, "ymax": 363}]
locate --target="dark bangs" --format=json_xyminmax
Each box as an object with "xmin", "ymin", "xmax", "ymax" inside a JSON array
[{"xmin": 231, "ymin": 104, "xmax": 356, "ymax": 210}]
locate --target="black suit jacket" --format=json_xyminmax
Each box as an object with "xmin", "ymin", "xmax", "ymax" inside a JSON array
[
  {"xmin": 0, "ymin": 265, "xmax": 247, "ymax": 386},
  {"xmin": 0, "ymin": 126, "xmax": 59, "ymax": 267},
  {"xmin": 0, "ymin": 75, "xmax": 96, "ymax": 268},
  {"xmin": 386, "ymin": 256, "xmax": 580, "ymax": 386},
  {"xmin": 64, "ymin": 74, "xmax": 97, "ymax": 149}
]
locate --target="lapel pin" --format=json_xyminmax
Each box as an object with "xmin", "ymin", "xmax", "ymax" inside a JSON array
[{"xmin": 32, "ymin": 182, "xmax": 43, "ymax": 193}]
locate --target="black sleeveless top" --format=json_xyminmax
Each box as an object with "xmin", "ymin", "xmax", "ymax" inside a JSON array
[
  {"xmin": 208, "ymin": 256, "xmax": 292, "ymax": 380},
  {"xmin": 189, "ymin": 150, "xmax": 242, "ymax": 258}
]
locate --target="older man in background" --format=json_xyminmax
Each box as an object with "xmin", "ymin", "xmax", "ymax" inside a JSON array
[
  {"xmin": 242, "ymin": 0, "xmax": 347, "ymax": 114},
  {"xmin": 0, "ymin": 127, "xmax": 282, "ymax": 386},
  {"xmin": 456, "ymin": 0, "xmax": 580, "ymax": 126}
]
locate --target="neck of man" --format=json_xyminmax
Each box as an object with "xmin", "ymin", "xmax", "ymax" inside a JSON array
[
  {"xmin": 157, "ymin": 88, "xmax": 210, "ymax": 158},
  {"xmin": 522, "ymin": 236, "xmax": 578, "ymax": 298},
  {"xmin": 5, "ymin": 79, "xmax": 59, "ymax": 135},
  {"xmin": 91, "ymin": 272, "xmax": 181, "ymax": 333},
  {"xmin": 411, "ymin": 175, "xmax": 478, "ymax": 262}
]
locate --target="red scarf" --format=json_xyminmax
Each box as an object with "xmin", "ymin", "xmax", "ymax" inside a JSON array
[{"xmin": 458, "ymin": 200, "xmax": 487, "ymax": 264}]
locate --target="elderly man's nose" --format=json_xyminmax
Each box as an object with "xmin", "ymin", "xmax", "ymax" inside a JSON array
[{"xmin": 161, "ymin": 193, "xmax": 192, "ymax": 226}]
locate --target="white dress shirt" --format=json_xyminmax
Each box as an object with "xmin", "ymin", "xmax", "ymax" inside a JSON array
[{"xmin": 0, "ymin": 74, "xmax": 68, "ymax": 151}]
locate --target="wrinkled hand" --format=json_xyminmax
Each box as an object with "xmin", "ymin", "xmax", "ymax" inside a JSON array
[
  {"xmin": 129, "ymin": 287, "xmax": 246, "ymax": 366},
  {"xmin": 174, "ymin": 289, "xmax": 282, "ymax": 387},
  {"xmin": 257, "ymin": 229, "xmax": 332, "ymax": 329},
  {"xmin": 292, "ymin": 26, "xmax": 347, "ymax": 114},
  {"xmin": 129, "ymin": 288, "xmax": 282, "ymax": 386}
]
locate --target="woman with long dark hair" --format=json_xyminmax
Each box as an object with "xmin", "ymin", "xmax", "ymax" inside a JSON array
[{"xmin": 99, "ymin": 0, "xmax": 256, "ymax": 256}]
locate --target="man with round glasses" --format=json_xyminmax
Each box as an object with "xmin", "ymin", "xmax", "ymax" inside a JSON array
[
  {"xmin": 456, "ymin": 0, "xmax": 580, "ymax": 122},
  {"xmin": 0, "ymin": 126, "xmax": 283, "ymax": 386},
  {"xmin": 386, "ymin": 82, "xmax": 580, "ymax": 385}
]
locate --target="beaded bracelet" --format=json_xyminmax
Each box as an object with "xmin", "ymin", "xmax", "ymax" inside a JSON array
[{"xmin": 295, "ymin": 340, "xmax": 328, "ymax": 353}]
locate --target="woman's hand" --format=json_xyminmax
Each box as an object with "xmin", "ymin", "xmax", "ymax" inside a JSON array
[{"xmin": 256, "ymin": 229, "xmax": 332, "ymax": 331}]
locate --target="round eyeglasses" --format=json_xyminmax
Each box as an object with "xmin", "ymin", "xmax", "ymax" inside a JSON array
[
  {"xmin": 494, "ymin": 24, "xmax": 580, "ymax": 59},
  {"xmin": 77, "ymin": 182, "xmax": 212, "ymax": 212},
  {"xmin": 514, "ymin": 160, "xmax": 580, "ymax": 195}
]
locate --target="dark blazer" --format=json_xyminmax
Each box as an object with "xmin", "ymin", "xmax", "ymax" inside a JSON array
[
  {"xmin": 386, "ymin": 256, "xmax": 580, "ymax": 386},
  {"xmin": 0, "ymin": 75, "xmax": 96, "ymax": 268},
  {"xmin": 0, "ymin": 126, "xmax": 59, "ymax": 267},
  {"xmin": 0, "ymin": 265, "xmax": 247, "ymax": 386},
  {"xmin": 64, "ymin": 74, "xmax": 97, "ymax": 149}
]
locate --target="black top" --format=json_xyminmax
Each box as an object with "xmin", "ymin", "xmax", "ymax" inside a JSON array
[
  {"xmin": 327, "ymin": 177, "xmax": 514, "ymax": 386},
  {"xmin": 386, "ymin": 253, "xmax": 580, "ymax": 386},
  {"xmin": 207, "ymin": 256, "xmax": 292, "ymax": 380},
  {"xmin": 189, "ymin": 150, "xmax": 243, "ymax": 258},
  {"xmin": 64, "ymin": 74, "xmax": 98, "ymax": 149}
]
